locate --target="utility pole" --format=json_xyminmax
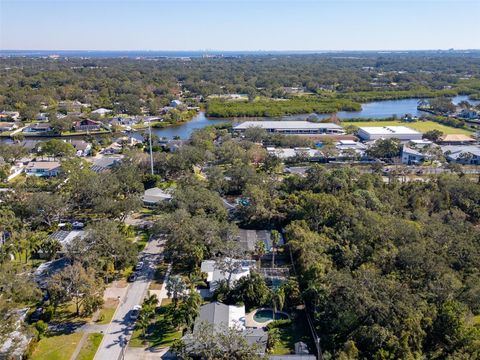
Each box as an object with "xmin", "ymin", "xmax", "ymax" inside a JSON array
[{"xmin": 148, "ymin": 121, "xmax": 154, "ymax": 175}]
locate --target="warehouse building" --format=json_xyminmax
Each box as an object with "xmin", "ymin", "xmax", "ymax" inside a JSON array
[
  {"xmin": 357, "ymin": 126, "xmax": 422, "ymax": 141},
  {"xmin": 233, "ymin": 121, "xmax": 345, "ymax": 135}
]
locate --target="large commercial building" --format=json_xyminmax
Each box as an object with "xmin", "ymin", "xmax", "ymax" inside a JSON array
[
  {"xmin": 233, "ymin": 121, "xmax": 345, "ymax": 135},
  {"xmin": 357, "ymin": 126, "xmax": 422, "ymax": 141}
]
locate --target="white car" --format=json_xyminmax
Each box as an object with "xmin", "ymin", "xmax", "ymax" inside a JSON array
[
  {"xmin": 135, "ymin": 261, "xmax": 144, "ymax": 271},
  {"xmin": 130, "ymin": 305, "xmax": 141, "ymax": 320}
]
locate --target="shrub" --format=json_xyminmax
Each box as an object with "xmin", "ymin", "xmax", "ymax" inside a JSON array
[{"xmin": 266, "ymin": 319, "xmax": 292, "ymax": 330}]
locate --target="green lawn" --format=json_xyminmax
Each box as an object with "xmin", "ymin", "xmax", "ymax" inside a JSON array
[
  {"xmin": 95, "ymin": 306, "xmax": 117, "ymax": 325},
  {"xmin": 31, "ymin": 332, "xmax": 84, "ymax": 360},
  {"xmin": 341, "ymin": 120, "xmax": 473, "ymax": 135},
  {"xmin": 76, "ymin": 333, "xmax": 104, "ymax": 360},
  {"xmin": 270, "ymin": 312, "xmax": 313, "ymax": 355},
  {"xmin": 129, "ymin": 304, "xmax": 182, "ymax": 348}
]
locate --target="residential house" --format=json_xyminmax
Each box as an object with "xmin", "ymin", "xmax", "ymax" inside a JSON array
[
  {"xmin": 25, "ymin": 160, "xmax": 62, "ymax": 177},
  {"xmin": 170, "ymin": 99, "xmax": 183, "ymax": 108},
  {"xmin": 401, "ymin": 140, "xmax": 434, "ymax": 164},
  {"xmin": 90, "ymin": 156, "xmax": 121, "ymax": 173},
  {"xmin": 24, "ymin": 123, "xmax": 53, "ymax": 133},
  {"xmin": 0, "ymin": 122, "xmax": 18, "ymax": 132},
  {"xmin": 47, "ymin": 230, "xmax": 86, "ymax": 255},
  {"xmin": 110, "ymin": 116, "xmax": 138, "ymax": 127},
  {"xmin": 0, "ymin": 111, "xmax": 20, "ymax": 121},
  {"xmin": 187, "ymin": 302, "xmax": 267, "ymax": 354},
  {"xmin": 91, "ymin": 108, "xmax": 112, "ymax": 117},
  {"xmin": 74, "ymin": 119, "xmax": 102, "ymax": 132},
  {"xmin": 58, "ymin": 100, "xmax": 87, "ymax": 113},
  {"xmin": 200, "ymin": 259, "xmax": 255, "ymax": 293},
  {"xmin": 457, "ymin": 109, "xmax": 478, "ymax": 120},
  {"xmin": 68, "ymin": 140, "xmax": 92, "ymax": 156},
  {"xmin": 236, "ymin": 229, "xmax": 282, "ymax": 255},
  {"xmin": 335, "ymin": 140, "xmax": 367, "ymax": 159},
  {"xmin": 442, "ymin": 145, "xmax": 480, "ymax": 165},
  {"xmin": 36, "ymin": 112, "xmax": 49, "ymax": 121},
  {"xmin": 437, "ymin": 134, "xmax": 476, "ymax": 145},
  {"xmin": 142, "ymin": 187, "xmax": 172, "ymax": 206}
]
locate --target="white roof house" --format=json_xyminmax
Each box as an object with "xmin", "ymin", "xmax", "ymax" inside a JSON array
[
  {"xmin": 142, "ymin": 187, "xmax": 172, "ymax": 205},
  {"xmin": 200, "ymin": 259, "xmax": 255, "ymax": 292},
  {"xmin": 357, "ymin": 126, "xmax": 423, "ymax": 141},
  {"xmin": 233, "ymin": 121, "xmax": 345, "ymax": 135},
  {"xmin": 170, "ymin": 100, "xmax": 183, "ymax": 108},
  {"xmin": 91, "ymin": 108, "xmax": 112, "ymax": 116},
  {"xmin": 197, "ymin": 302, "xmax": 246, "ymax": 330},
  {"xmin": 188, "ymin": 302, "xmax": 268, "ymax": 354}
]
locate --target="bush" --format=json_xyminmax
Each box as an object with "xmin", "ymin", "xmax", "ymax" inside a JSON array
[
  {"xmin": 34, "ymin": 320, "xmax": 48, "ymax": 339},
  {"xmin": 42, "ymin": 305, "xmax": 54, "ymax": 322},
  {"xmin": 266, "ymin": 319, "xmax": 292, "ymax": 330}
]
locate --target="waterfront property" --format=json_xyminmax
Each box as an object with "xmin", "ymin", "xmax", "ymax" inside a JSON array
[
  {"xmin": 24, "ymin": 123, "xmax": 53, "ymax": 133},
  {"xmin": 0, "ymin": 122, "xmax": 18, "ymax": 132},
  {"xmin": 73, "ymin": 119, "xmax": 103, "ymax": 132},
  {"xmin": 357, "ymin": 125, "xmax": 422, "ymax": 141},
  {"xmin": 233, "ymin": 121, "xmax": 345, "ymax": 135}
]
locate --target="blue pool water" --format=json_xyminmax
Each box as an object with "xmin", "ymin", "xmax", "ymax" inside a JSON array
[{"xmin": 253, "ymin": 309, "xmax": 289, "ymax": 323}]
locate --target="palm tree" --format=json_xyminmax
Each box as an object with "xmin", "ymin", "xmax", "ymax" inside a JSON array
[
  {"xmin": 271, "ymin": 287, "xmax": 285, "ymax": 322},
  {"xmin": 271, "ymin": 230, "xmax": 280, "ymax": 268},
  {"xmin": 166, "ymin": 275, "xmax": 187, "ymax": 309},
  {"xmin": 136, "ymin": 312, "xmax": 151, "ymax": 340},
  {"xmin": 186, "ymin": 272, "xmax": 206, "ymax": 291},
  {"xmin": 254, "ymin": 240, "xmax": 266, "ymax": 268}
]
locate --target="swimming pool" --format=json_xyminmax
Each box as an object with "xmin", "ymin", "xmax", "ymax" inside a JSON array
[{"xmin": 253, "ymin": 309, "xmax": 289, "ymax": 323}]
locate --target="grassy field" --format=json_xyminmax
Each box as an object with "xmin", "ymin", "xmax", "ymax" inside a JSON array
[
  {"xmin": 342, "ymin": 120, "xmax": 473, "ymax": 135},
  {"xmin": 76, "ymin": 333, "xmax": 104, "ymax": 360},
  {"xmin": 31, "ymin": 333, "xmax": 84, "ymax": 360},
  {"xmin": 95, "ymin": 299, "xmax": 118, "ymax": 325}
]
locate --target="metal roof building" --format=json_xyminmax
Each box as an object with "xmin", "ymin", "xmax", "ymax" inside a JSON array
[
  {"xmin": 233, "ymin": 121, "xmax": 345, "ymax": 135},
  {"xmin": 358, "ymin": 126, "xmax": 422, "ymax": 141}
]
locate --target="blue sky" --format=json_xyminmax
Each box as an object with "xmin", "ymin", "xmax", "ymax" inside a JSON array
[{"xmin": 1, "ymin": 0, "xmax": 479, "ymax": 51}]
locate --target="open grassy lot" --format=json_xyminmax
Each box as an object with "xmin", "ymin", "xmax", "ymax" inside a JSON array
[
  {"xmin": 76, "ymin": 333, "xmax": 104, "ymax": 360},
  {"xmin": 31, "ymin": 332, "xmax": 84, "ymax": 360},
  {"xmin": 342, "ymin": 120, "xmax": 473, "ymax": 135}
]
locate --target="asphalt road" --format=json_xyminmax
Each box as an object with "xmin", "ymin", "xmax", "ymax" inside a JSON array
[{"xmin": 94, "ymin": 237, "xmax": 164, "ymax": 360}]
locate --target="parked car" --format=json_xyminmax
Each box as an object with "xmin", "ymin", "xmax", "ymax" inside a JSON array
[
  {"xmin": 135, "ymin": 261, "xmax": 144, "ymax": 271},
  {"xmin": 127, "ymin": 273, "xmax": 137, "ymax": 282},
  {"xmin": 130, "ymin": 305, "xmax": 141, "ymax": 320}
]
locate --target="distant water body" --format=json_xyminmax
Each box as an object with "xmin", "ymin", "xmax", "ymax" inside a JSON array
[{"xmin": 0, "ymin": 50, "xmax": 327, "ymax": 58}]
